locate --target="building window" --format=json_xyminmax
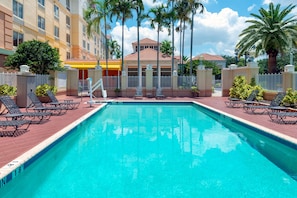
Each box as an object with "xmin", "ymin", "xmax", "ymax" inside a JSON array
[
  {"xmin": 54, "ymin": 5, "xmax": 59, "ymax": 19},
  {"xmin": 66, "ymin": 34, "xmax": 70, "ymax": 45},
  {"xmin": 13, "ymin": 0, "xmax": 23, "ymax": 19},
  {"xmin": 83, "ymin": 25, "xmax": 86, "ymax": 35},
  {"xmin": 54, "ymin": 26, "xmax": 59, "ymax": 38},
  {"xmin": 83, "ymin": 40, "xmax": 86, "ymax": 49},
  {"xmin": 66, "ymin": 16, "xmax": 70, "ymax": 27},
  {"xmin": 66, "ymin": 52, "xmax": 71, "ymax": 59},
  {"xmin": 66, "ymin": 0, "xmax": 70, "ymax": 11},
  {"xmin": 38, "ymin": 16, "xmax": 45, "ymax": 30},
  {"xmin": 94, "ymin": 36, "xmax": 97, "ymax": 45},
  {"xmin": 38, "ymin": 0, "xmax": 45, "ymax": 7},
  {"xmin": 87, "ymin": 43, "xmax": 90, "ymax": 51},
  {"xmin": 13, "ymin": 31, "xmax": 23, "ymax": 46},
  {"xmin": 94, "ymin": 48, "xmax": 97, "ymax": 55}
]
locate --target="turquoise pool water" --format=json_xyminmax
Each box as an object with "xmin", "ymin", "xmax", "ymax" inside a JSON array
[{"xmin": 1, "ymin": 102, "xmax": 297, "ymax": 197}]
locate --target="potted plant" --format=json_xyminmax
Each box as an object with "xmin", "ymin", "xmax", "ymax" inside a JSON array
[
  {"xmin": 191, "ymin": 86, "xmax": 199, "ymax": 97},
  {"xmin": 35, "ymin": 83, "xmax": 57, "ymax": 103}
]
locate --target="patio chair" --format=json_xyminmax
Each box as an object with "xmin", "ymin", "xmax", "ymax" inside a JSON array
[
  {"xmin": 0, "ymin": 119, "xmax": 31, "ymax": 137},
  {"xmin": 225, "ymin": 89, "xmax": 259, "ymax": 108},
  {"xmin": 27, "ymin": 92, "xmax": 67, "ymax": 116},
  {"xmin": 243, "ymin": 92, "xmax": 286, "ymax": 114},
  {"xmin": 0, "ymin": 96, "xmax": 51, "ymax": 124},
  {"xmin": 268, "ymin": 111, "xmax": 297, "ymax": 124},
  {"xmin": 46, "ymin": 90, "xmax": 80, "ymax": 110}
]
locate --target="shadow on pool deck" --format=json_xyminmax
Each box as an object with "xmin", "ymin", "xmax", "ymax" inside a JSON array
[{"xmin": 0, "ymin": 95, "xmax": 296, "ymax": 169}]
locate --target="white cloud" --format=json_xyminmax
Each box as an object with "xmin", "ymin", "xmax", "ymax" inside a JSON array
[
  {"xmin": 110, "ymin": 7, "xmax": 252, "ymax": 57},
  {"xmin": 248, "ymin": 4, "xmax": 256, "ymax": 12}
]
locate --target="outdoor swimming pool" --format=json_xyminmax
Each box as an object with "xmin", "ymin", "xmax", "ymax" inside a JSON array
[{"xmin": 0, "ymin": 102, "xmax": 297, "ymax": 197}]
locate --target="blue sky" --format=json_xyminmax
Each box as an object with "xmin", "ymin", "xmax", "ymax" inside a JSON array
[{"xmin": 109, "ymin": 0, "xmax": 296, "ymax": 58}]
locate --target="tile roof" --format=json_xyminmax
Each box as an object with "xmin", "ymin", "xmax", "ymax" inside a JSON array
[
  {"xmin": 193, "ymin": 53, "xmax": 225, "ymax": 61},
  {"xmin": 125, "ymin": 48, "xmax": 172, "ymax": 61},
  {"xmin": 132, "ymin": 38, "xmax": 159, "ymax": 45}
]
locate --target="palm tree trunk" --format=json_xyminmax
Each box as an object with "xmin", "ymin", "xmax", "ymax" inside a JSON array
[
  {"xmin": 268, "ymin": 51, "xmax": 278, "ymax": 73},
  {"xmin": 136, "ymin": 13, "xmax": 142, "ymax": 96},
  {"xmin": 171, "ymin": 0, "xmax": 175, "ymax": 75},
  {"xmin": 190, "ymin": 11, "xmax": 194, "ymax": 77},
  {"xmin": 157, "ymin": 26, "xmax": 161, "ymax": 94},
  {"xmin": 104, "ymin": 17, "xmax": 109, "ymax": 87}
]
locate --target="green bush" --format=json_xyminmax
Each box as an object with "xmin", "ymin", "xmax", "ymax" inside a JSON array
[
  {"xmin": 35, "ymin": 84, "xmax": 57, "ymax": 96},
  {"xmin": 0, "ymin": 84, "xmax": 17, "ymax": 96},
  {"xmin": 229, "ymin": 76, "xmax": 263, "ymax": 100},
  {"xmin": 282, "ymin": 88, "xmax": 297, "ymax": 105}
]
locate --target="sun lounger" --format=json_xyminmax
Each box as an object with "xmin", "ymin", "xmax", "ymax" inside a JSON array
[
  {"xmin": 27, "ymin": 92, "xmax": 67, "ymax": 116},
  {"xmin": 268, "ymin": 111, "xmax": 297, "ymax": 124},
  {"xmin": 0, "ymin": 96, "xmax": 51, "ymax": 124},
  {"xmin": 0, "ymin": 119, "xmax": 31, "ymax": 137},
  {"xmin": 225, "ymin": 90, "xmax": 259, "ymax": 108},
  {"xmin": 243, "ymin": 92, "xmax": 286, "ymax": 114},
  {"xmin": 46, "ymin": 90, "xmax": 80, "ymax": 110}
]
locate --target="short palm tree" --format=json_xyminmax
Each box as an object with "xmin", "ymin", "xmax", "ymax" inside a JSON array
[
  {"xmin": 108, "ymin": 39, "xmax": 121, "ymax": 59},
  {"xmin": 236, "ymin": 3, "xmax": 297, "ymax": 73}
]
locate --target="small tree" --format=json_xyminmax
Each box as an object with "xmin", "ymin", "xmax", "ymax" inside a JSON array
[{"xmin": 4, "ymin": 40, "xmax": 62, "ymax": 74}]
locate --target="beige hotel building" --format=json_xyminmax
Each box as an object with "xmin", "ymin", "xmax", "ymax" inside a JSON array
[{"xmin": 0, "ymin": 0, "xmax": 106, "ymax": 72}]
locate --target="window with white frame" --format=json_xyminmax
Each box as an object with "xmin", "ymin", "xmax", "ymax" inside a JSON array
[
  {"xmin": 38, "ymin": 0, "xmax": 45, "ymax": 7},
  {"xmin": 38, "ymin": 16, "xmax": 45, "ymax": 30},
  {"xmin": 54, "ymin": 5, "xmax": 59, "ymax": 19},
  {"xmin": 13, "ymin": 0, "xmax": 23, "ymax": 19},
  {"xmin": 66, "ymin": 16, "xmax": 70, "ymax": 27},
  {"xmin": 13, "ymin": 31, "xmax": 23, "ymax": 46},
  {"xmin": 54, "ymin": 26, "xmax": 59, "ymax": 38},
  {"xmin": 66, "ymin": 33, "xmax": 70, "ymax": 45},
  {"xmin": 83, "ymin": 40, "xmax": 86, "ymax": 49},
  {"xmin": 66, "ymin": 0, "xmax": 70, "ymax": 11},
  {"xmin": 83, "ymin": 25, "xmax": 86, "ymax": 35},
  {"xmin": 87, "ymin": 43, "xmax": 90, "ymax": 51}
]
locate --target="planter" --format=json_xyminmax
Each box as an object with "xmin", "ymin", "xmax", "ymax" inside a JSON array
[{"xmin": 37, "ymin": 96, "xmax": 51, "ymax": 103}]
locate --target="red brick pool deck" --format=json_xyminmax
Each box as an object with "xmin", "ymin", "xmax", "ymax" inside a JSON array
[{"xmin": 0, "ymin": 95, "xmax": 295, "ymax": 169}]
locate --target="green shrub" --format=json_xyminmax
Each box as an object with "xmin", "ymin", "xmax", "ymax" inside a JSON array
[
  {"xmin": 229, "ymin": 76, "xmax": 263, "ymax": 100},
  {"xmin": 35, "ymin": 84, "xmax": 57, "ymax": 96},
  {"xmin": 282, "ymin": 88, "xmax": 297, "ymax": 105},
  {"xmin": 0, "ymin": 84, "xmax": 17, "ymax": 96}
]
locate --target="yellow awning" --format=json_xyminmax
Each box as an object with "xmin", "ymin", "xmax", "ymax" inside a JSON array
[{"xmin": 69, "ymin": 64, "xmax": 121, "ymax": 70}]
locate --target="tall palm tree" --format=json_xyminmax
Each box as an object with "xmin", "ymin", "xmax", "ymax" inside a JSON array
[
  {"xmin": 84, "ymin": 0, "xmax": 110, "ymax": 78},
  {"xmin": 236, "ymin": 3, "xmax": 297, "ymax": 73},
  {"xmin": 167, "ymin": 0, "xmax": 178, "ymax": 75},
  {"xmin": 175, "ymin": 0, "xmax": 191, "ymax": 69},
  {"xmin": 148, "ymin": 4, "xmax": 171, "ymax": 96},
  {"xmin": 160, "ymin": 40, "xmax": 172, "ymax": 56},
  {"xmin": 188, "ymin": 0, "xmax": 204, "ymax": 77},
  {"xmin": 131, "ymin": 0, "xmax": 144, "ymax": 96},
  {"xmin": 107, "ymin": 0, "xmax": 134, "ymax": 75}
]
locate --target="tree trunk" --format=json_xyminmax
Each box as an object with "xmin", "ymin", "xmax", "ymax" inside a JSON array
[{"xmin": 267, "ymin": 50, "xmax": 278, "ymax": 73}]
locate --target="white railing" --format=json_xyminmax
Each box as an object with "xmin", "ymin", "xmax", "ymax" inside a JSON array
[{"xmin": 256, "ymin": 73, "xmax": 283, "ymax": 91}]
